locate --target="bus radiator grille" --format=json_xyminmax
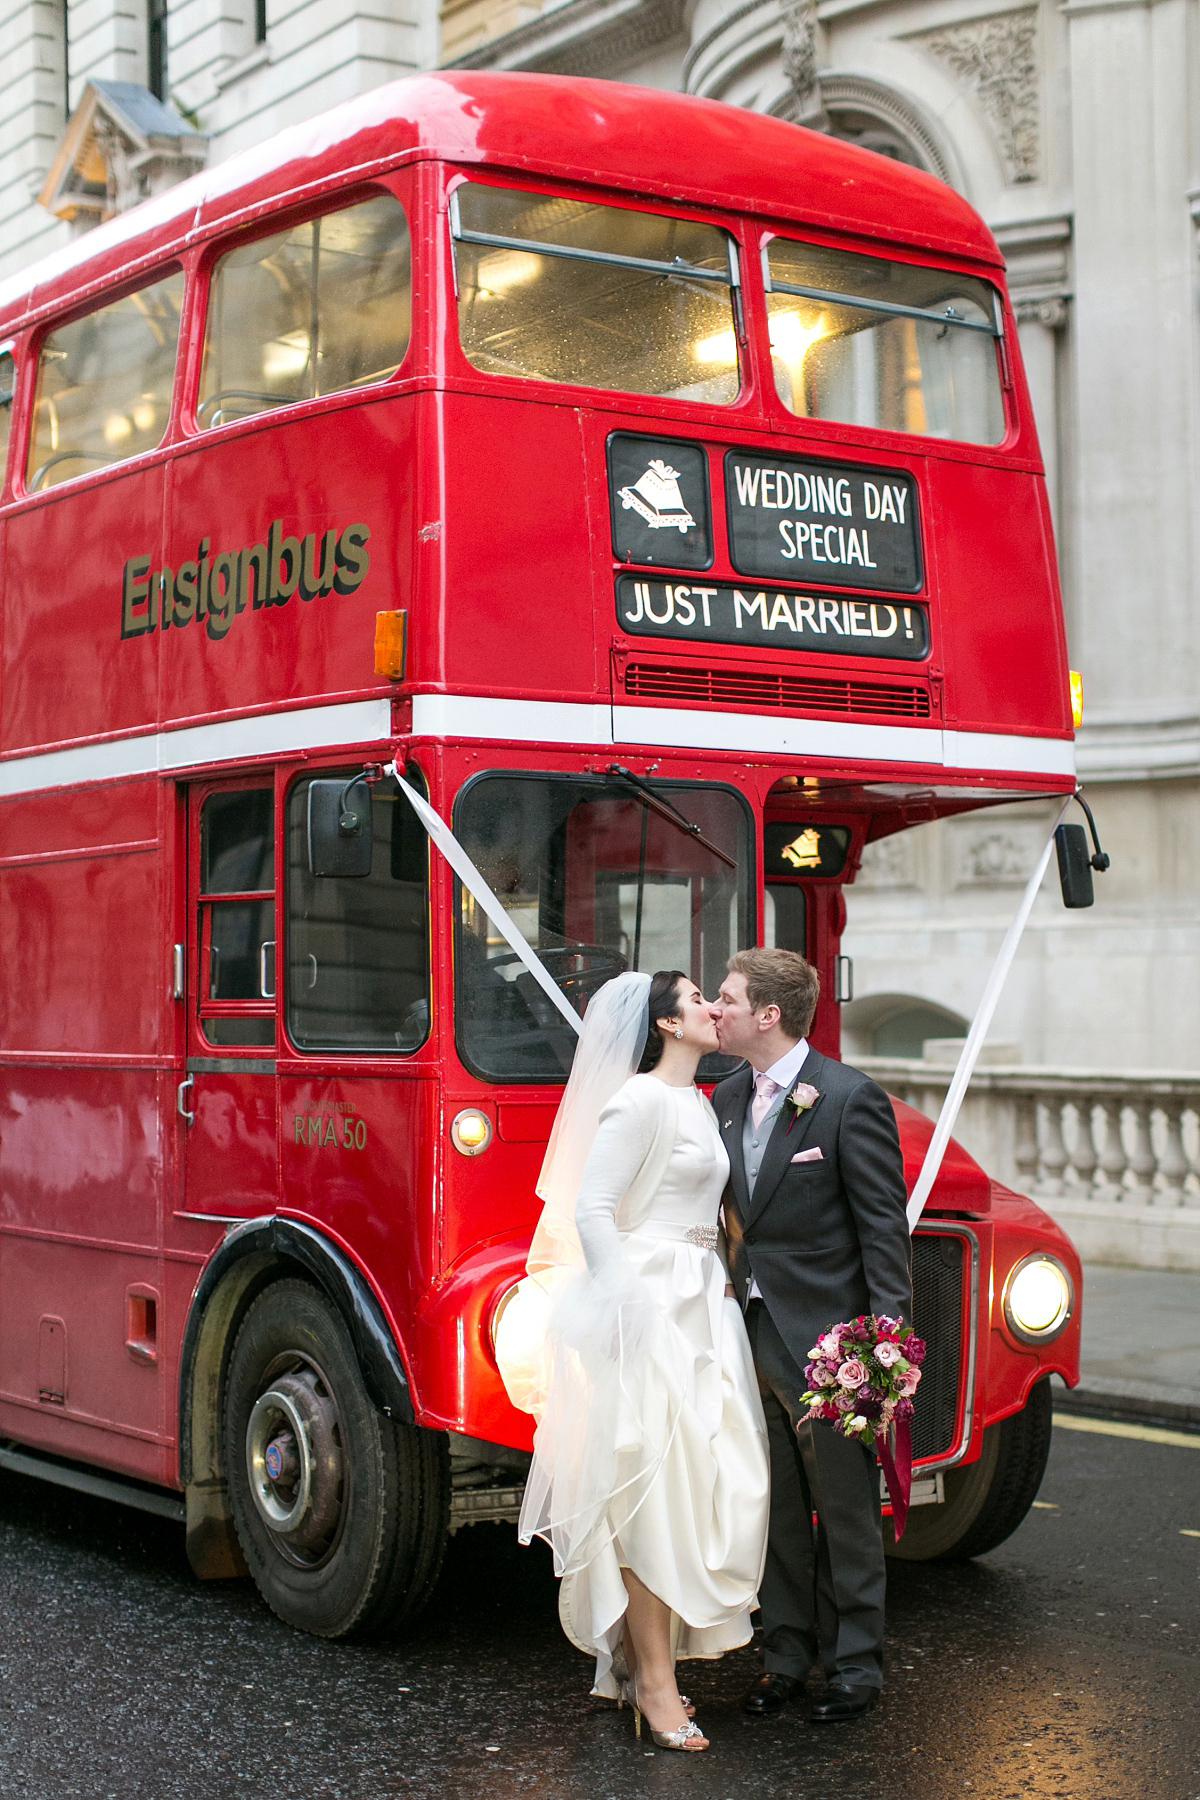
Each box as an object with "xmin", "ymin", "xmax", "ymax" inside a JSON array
[
  {"xmin": 622, "ymin": 663, "xmax": 933, "ymax": 719},
  {"xmin": 909, "ymin": 1233, "xmax": 965, "ymax": 1462}
]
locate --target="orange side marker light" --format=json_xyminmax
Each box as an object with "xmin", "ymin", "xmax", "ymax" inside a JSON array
[
  {"xmin": 375, "ymin": 610, "xmax": 408, "ymax": 681},
  {"xmin": 1069, "ymin": 670, "xmax": 1084, "ymax": 729}
]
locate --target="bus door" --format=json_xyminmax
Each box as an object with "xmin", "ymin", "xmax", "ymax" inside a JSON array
[
  {"xmin": 762, "ymin": 817, "xmax": 856, "ymax": 1055},
  {"xmin": 278, "ymin": 768, "xmax": 434, "ymax": 1303},
  {"xmin": 179, "ymin": 782, "xmax": 278, "ymax": 1220}
]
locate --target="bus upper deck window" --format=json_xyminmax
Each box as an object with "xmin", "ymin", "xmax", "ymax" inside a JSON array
[
  {"xmin": 27, "ymin": 271, "xmax": 183, "ymax": 492},
  {"xmin": 765, "ymin": 239, "xmax": 1005, "ymax": 445},
  {"xmin": 0, "ymin": 350, "xmax": 13, "ymax": 483},
  {"xmin": 451, "ymin": 183, "xmax": 741, "ymax": 405},
  {"xmin": 198, "ymin": 192, "xmax": 412, "ymax": 430}
]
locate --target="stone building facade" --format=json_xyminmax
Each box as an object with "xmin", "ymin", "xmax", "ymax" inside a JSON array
[
  {"xmin": 1, "ymin": 0, "xmax": 1197, "ymax": 1075},
  {"xmin": 1, "ymin": 0, "xmax": 435, "ymax": 278}
]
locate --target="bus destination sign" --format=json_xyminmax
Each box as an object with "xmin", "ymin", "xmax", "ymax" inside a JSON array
[
  {"xmin": 615, "ymin": 575, "xmax": 929, "ymax": 660},
  {"xmin": 725, "ymin": 452, "xmax": 922, "ymax": 593}
]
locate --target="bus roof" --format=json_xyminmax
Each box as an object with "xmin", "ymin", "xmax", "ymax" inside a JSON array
[{"xmin": 0, "ymin": 72, "xmax": 1002, "ymax": 332}]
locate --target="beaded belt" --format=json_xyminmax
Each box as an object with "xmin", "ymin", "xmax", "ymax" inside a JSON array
[{"xmin": 629, "ymin": 1220, "xmax": 719, "ymax": 1250}]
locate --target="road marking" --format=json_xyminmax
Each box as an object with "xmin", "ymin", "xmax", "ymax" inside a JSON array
[
  {"xmin": 1032, "ymin": 1500, "xmax": 1058, "ymax": 1509},
  {"xmin": 1053, "ymin": 1413, "xmax": 1200, "ymax": 1449},
  {"xmin": 1180, "ymin": 1529, "xmax": 1200, "ymax": 1538}
]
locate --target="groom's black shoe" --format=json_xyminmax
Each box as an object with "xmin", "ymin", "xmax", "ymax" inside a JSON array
[
  {"xmin": 742, "ymin": 1673, "xmax": 806, "ymax": 1716},
  {"xmin": 810, "ymin": 1683, "xmax": 880, "ymax": 1722}
]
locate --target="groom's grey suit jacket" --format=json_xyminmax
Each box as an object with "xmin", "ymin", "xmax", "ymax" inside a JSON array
[{"xmin": 714, "ymin": 1048, "xmax": 912, "ymax": 1376}]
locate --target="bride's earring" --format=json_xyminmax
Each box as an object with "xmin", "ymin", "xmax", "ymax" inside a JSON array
[{"xmin": 674, "ymin": 1029, "xmax": 684, "ymax": 1040}]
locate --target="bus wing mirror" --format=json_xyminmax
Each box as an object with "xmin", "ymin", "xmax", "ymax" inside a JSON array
[
  {"xmin": 1054, "ymin": 823, "xmax": 1093, "ymax": 908},
  {"xmin": 308, "ymin": 779, "xmax": 373, "ymax": 878}
]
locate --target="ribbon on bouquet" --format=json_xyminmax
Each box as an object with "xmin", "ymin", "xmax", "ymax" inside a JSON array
[{"xmin": 877, "ymin": 1420, "xmax": 914, "ymax": 1540}]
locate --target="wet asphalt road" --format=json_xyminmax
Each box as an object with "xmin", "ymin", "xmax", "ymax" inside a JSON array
[{"xmin": 0, "ymin": 1414, "xmax": 1196, "ymax": 1800}]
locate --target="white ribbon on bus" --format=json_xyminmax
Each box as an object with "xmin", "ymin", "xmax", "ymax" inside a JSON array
[
  {"xmin": 387, "ymin": 762, "xmax": 1071, "ymax": 1233},
  {"xmin": 387, "ymin": 765, "xmax": 584, "ymax": 1038},
  {"xmin": 905, "ymin": 795, "xmax": 1072, "ymax": 1231}
]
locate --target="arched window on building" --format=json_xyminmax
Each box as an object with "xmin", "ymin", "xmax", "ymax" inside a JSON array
[{"xmin": 841, "ymin": 994, "xmax": 969, "ymax": 1061}]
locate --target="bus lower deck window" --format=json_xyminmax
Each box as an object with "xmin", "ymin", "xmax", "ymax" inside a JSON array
[
  {"xmin": 286, "ymin": 769, "xmax": 430, "ymax": 1054},
  {"xmin": 452, "ymin": 773, "xmax": 752, "ymax": 1082},
  {"xmin": 198, "ymin": 192, "xmax": 412, "ymax": 430},
  {"xmin": 27, "ymin": 270, "xmax": 184, "ymax": 492},
  {"xmin": 451, "ymin": 183, "xmax": 741, "ymax": 405},
  {"xmin": 198, "ymin": 787, "xmax": 276, "ymax": 1049},
  {"xmin": 766, "ymin": 238, "xmax": 1006, "ymax": 445}
]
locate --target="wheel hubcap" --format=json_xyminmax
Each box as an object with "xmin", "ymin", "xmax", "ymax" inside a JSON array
[{"xmin": 246, "ymin": 1360, "xmax": 345, "ymax": 1565}]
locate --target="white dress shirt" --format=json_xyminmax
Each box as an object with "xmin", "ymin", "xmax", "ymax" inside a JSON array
[{"xmin": 744, "ymin": 1038, "xmax": 809, "ymax": 1300}]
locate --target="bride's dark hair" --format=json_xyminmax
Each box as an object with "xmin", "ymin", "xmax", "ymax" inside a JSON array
[{"xmin": 637, "ymin": 970, "xmax": 689, "ymax": 1073}]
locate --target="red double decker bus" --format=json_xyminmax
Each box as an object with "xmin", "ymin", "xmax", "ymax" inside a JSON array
[{"xmin": 0, "ymin": 70, "xmax": 1081, "ymax": 1637}]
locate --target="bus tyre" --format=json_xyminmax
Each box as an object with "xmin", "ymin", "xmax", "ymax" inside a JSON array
[
  {"xmin": 223, "ymin": 1279, "xmax": 449, "ymax": 1638},
  {"xmin": 884, "ymin": 1377, "xmax": 1053, "ymax": 1563}
]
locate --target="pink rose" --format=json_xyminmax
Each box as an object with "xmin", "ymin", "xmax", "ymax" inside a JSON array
[
  {"xmin": 835, "ymin": 1391, "xmax": 856, "ymax": 1412},
  {"xmin": 790, "ymin": 1082, "xmax": 821, "ymax": 1111},
  {"xmin": 898, "ymin": 1367, "xmax": 921, "ymax": 1396},
  {"xmin": 818, "ymin": 1332, "xmax": 842, "ymax": 1360},
  {"xmin": 837, "ymin": 1358, "xmax": 868, "ymax": 1389},
  {"xmin": 874, "ymin": 1341, "xmax": 902, "ymax": 1369}
]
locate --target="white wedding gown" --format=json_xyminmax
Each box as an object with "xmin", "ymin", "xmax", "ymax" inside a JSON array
[{"xmin": 545, "ymin": 1074, "xmax": 770, "ymax": 1696}]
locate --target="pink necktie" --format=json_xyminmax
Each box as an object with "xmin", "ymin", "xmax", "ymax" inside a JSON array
[{"xmin": 751, "ymin": 1073, "xmax": 780, "ymax": 1131}]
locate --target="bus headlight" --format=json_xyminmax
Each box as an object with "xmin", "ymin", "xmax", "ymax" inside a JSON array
[
  {"xmin": 450, "ymin": 1108, "xmax": 492, "ymax": 1156},
  {"xmin": 1003, "ymin": 1254, "xmax": 1074, "ymax": 1344}
]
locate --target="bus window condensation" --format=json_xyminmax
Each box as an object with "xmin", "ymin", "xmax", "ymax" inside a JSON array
[
  {"xmin": 452, "ymin": 183, "xmax": 741, "ymax": 403},
  {"xmin": 766, "ymin": 239, "xmax": 1005, "ymax": 444},
  {"xmin": 0, "ymin": 349, "xmax": 14, "ymax": 481},
  {"xmin": 198, "ymin": 192, "xmax": 412, "ymax": 430},
  {"xmin": 27, "ymin": 269, "xmax": 184, "ymax": 490}
]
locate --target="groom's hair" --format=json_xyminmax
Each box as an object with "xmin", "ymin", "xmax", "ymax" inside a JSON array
[{"xmin": 727, "ymin": 949, "xmax": 820, "ymax": 1038}]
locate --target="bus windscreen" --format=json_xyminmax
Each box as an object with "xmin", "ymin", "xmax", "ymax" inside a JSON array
[{"xmin": 453, "ymin": 774, "xmax": 751, "ymax": 1080}]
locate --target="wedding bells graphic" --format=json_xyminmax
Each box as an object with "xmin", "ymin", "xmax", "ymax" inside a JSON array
[{"xmin": 617, "ymin": 458, "xmax": 697, "ymax": 533}]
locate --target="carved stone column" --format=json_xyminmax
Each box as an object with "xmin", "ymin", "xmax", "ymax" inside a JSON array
[{"xmin": 779, "ymin": 0, "xmax": 828, "ymax": 130}]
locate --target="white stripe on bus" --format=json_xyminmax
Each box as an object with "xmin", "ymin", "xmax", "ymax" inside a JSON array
[
  {"xmin": 413, "ymin": 694, "xmax": 1076, "ymax": 779},
  {"xmin": 0, "ymin": 692, "xmax": 1075, "ymax": 799},
  {"xmin": 0, "ymin": 699, "xmax": 393, "ymax": 798}
]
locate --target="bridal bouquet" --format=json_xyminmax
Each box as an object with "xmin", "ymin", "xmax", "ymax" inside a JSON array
[
  {"xmin": 800, "ymin": 1314, "xmax": 926, "ymax": 1537},
  {"xmin": 800, "ymin": 1314, "xmax": 926, "ymax": 1448}
]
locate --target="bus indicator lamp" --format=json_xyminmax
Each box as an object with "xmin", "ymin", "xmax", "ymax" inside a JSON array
[
  {"xmin": 375, "ymin": 610, "xmax": 407, "ymax": 680},
  {"xmin": 1070, "ymin": 670, "xmax": 1084, "ymax": 729},
  {"xmin": 451, "ymin": 1109, "xmax": 492, "ymax": 1156},
  {"xmin": 1003, "ymin": 1254, "xmax": 1073, "ymax": 1343}
]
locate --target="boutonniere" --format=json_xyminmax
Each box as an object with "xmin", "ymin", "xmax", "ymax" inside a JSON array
[{"xmin": 785, "ymin": 1081, "xmax": 821, "ymax": 1135}]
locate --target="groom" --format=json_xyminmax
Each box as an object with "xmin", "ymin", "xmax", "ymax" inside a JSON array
[{"xmin": 711, "ymin": 948, "xmax": 911, "ymax": 1722}]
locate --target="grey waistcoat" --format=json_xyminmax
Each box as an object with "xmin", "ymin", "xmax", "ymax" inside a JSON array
[{"xmin": 742, "ymin": 1088, "xmax": 787, "ymax": 1200}]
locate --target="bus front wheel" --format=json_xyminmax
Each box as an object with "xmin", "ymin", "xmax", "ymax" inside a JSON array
[
  {"xmin": 223, "ymin": 1278, "xmax": 449, "ymax": 1638},
  {"xmin": 884, "ymin": 1377, "xmax": 1053, "ymax": 1562}
]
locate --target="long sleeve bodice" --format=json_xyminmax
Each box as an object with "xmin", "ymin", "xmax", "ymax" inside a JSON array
[{"xmin": 574, "ymin": 1075, "xmax": 730, "ymax": 1276}]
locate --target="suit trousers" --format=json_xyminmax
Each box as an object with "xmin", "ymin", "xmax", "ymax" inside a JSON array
[{"xmin": 747, "ymin": 1300, "xmax": 886, "ymax": 1690}]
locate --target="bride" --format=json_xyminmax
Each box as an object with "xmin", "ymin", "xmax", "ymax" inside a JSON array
[{"xmin": 496, "ymin": 970, "xmax": 769, "ymax": 1753}]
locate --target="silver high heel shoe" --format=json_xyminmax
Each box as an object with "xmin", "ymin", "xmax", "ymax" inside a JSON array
[
  {"xmin": 631, "ymin": 1682, "xmax": 709, "ymax": 1752},
  {"xmin": 612, "ymin": 1643, "xmax": 694, "ymax": 1718}
]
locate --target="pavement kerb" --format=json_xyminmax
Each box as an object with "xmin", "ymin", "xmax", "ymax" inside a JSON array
[{"xmin": 1053, "ymin": 1380, "xmax": 1200, "ymax": 1434}]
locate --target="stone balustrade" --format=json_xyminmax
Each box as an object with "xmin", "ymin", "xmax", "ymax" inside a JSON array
[{"xmin": 858, "ymin": 1058, "xmax": 1200, "ymax": 1271}]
